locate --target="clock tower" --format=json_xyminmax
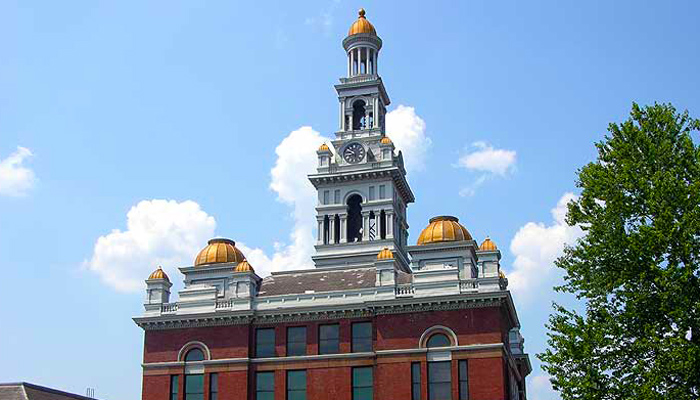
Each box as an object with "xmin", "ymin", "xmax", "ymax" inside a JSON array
[{"xmin": 308, "ymin": 9, "xmax": 414, "ymax": 271}]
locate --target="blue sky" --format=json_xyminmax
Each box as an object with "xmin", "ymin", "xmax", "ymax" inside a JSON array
[{"xmin": 1, "ymin": 1, "xmax": 699, "ymax": 399}]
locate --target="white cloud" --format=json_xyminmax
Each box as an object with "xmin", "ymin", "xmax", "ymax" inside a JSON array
[
  {"xmin": 456, "ymin": 141, "xmax": 516, "ymax": 197},
  {"xmin": 85, "ymin": 199, "xmax": 216, "ymax": 292},
  {"xmin": 238, "ymin": 126, "xmax": 327, "ymax": 277},
  {"xmin": 458, "ymin": 141, "xmax": 516, "ymax": 176},
  {"xmin": 386, "ymin": 105, "xmax": 431, "ymax": 172},
  {"xmin": 304, "ymin": 0, "xmax": 340, "ymax": 34},
  {"xmin": 507, "ymin": 193, "xmax": 583, "ymax": 300},
  {"xmin": 529, "ymin": 374, "xmax": 560, "ymax": 400},
  {"xmin": 0, "ymin": 146, "xmax": 36, "ymax": 197}
]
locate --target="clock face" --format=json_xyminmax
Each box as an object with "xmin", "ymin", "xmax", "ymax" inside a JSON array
[{"xmin": 343, "ymin": 143, "xmax": 366, "ymax": 164}]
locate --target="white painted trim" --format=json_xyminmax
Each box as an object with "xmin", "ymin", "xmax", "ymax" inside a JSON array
[
  {"xmin": 177, "ymin": 341, "xmax": 212, "ymax": 361},
  {"xmin": 252, "ymin": 351, "xmax": 375, "ymax": 363},
  {"xmin": 419, "ymin": 325, "xmax": 459, "ymax": 348}
]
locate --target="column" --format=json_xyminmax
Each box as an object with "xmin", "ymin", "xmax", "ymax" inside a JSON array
[
  {"xmin": 317, "ymin": 218, "xmax": 324, "ymax": 244},
  {"xmin": 365, "ymin": 47, "xmax": 369, "ymax": 74},
  {"xmin": 374, "ymin": 49, "xmax": 378, "ymax": 75},
  {"xmin": 362, "ymin": 211, "xmax": 370, "ymax": 241},
  {"xmin": 350, "ymin": 49, "xmax": 355, "ymax": 76},
  {"xmin": 329, "ymin": 217, "xmax": 336, "ymax": 243},
  {"xmin": 341, "ymin": 101, "xmax": 346, "ymax": 131},
  {"xmin": 373, "ymin": 97, "xmax": 378, "ymax": 129},
  {"xmin": 340, "ymin": 214, "xmax": 347, "ymax": 243},
  {"xmin": 386, "ymin": 211, "xmax": 394, "ymax": 239},
  {"xmin": 348, "ymin": 51, "xmax": 351, "ymax": 77}
]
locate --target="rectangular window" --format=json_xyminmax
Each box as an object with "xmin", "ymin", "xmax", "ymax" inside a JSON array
[
  {"xmin": 352, "ymin": 367, "xmax": 373, "ymax": 400},
  {"xmin": 458, "ymin": 360, "xmax": 468, "ymax": 400},
  {"xmin": 184, "ymin": 374, "xmax": 204, "ymax": 400},
  {"xmin": 351, "ymin": 322, "xmax": 372, "ymax": 352},
  {"xmin": 334, "ymin": 190, "xmax": 341, "ymax": 204},
  {"xmin": 428, "ymin": 362, "xmax": 451, "ymax": 400},
  {"xmin": 256, "ymin": 372, "xmax": 275, "ymax": 400},
  {"xmin": 210, "ymin": 373, "xmax": 218, "ymax": 400},
  {"xmin": 318, "ymin": 324, "xmax": 340, "ymax": 354},
  {"xmin": 256, "ymin": 328, "xmax": 276, "ymax": 358},
  {"xmin": 369, "ymin": 186, "xmax": 375, "ymax": 201},
  {"xmin": 286, "ymin": 370, "xmax": 307, "ymax": 400},
  {"xmin": 411, "ymin": 363, "xmax": 421, "ymax": 400},
  {"xmin": 323, "ymin": 190, "xmax": 330, "ymax": 205},
  {"xmin": 170, "ymin": 375, "xmax": 179, "ymax": 400},
  {"xmin": 379, "ymin": 185, "xmax": 386, "ymax": 199},
  {"xmin": 287, "ymin": 326, "xmax": 307, "ymax": 356}
]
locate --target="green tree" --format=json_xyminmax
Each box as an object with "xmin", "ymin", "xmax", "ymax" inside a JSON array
[{"xmin": 538, "ymin": 103, "xmax": 700, "ymax": 400}]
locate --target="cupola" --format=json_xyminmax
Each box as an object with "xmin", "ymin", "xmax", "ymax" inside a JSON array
[
  {"xmin": 479, "ymin": 237, "xmax": 497, "ymax": 251},
  {"xmin": 416, "ymin": 216, "xmax": 473, "ymax": 245},
  {"xmin": 194, "ymin": 238, "xmax": 246, "ymax": 266},
  {"xmin": 148, "ymin": 266, "xmax": 170, "ymax": 281},
  {"xmin": 234, "ymin": 259, "xmax": 255, "ymax": 273},
  {"xmin": 348, "ymin": 8, "xmax": 377, "ymax": 36}
]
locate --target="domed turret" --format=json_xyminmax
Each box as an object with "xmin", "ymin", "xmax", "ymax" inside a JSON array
[
  {"xmin": 377, "ymin": 247, "xmax": 394, "ymax": 260},
  {"xmin": 479, "ymin": 237, "xmax": 497, "ymax": 251},
  {"xmin": 234, "ymin": 259, "xmax": 255, "ymax": 273},
  {"xmin": 348, "ymin": 8, "xmax": 377, "ymax": 36},
  {"xmin": 148, "ymin": 266, "xmax": 170, "ymax": 281},
  {"xmin": 380, "ymin": 136, "xmax": 392, "ymax": 144},
  {"xmin": 194, "ymin": 238, "xmax": 245, "ymax": 266},
  {"xmin": 416, "ymin": 216, "xmax": 473, "ymax": 245}
]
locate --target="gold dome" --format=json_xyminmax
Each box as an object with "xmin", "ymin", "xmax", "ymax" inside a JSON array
[
  {"xmin": 377, "ymin": 247, "xmax": 394, "ymax": 260},
  {"xmin": 416, "ymin": 216, "xmax": 473, "ymax": 246},
  {"xmin": 148, "ymin": 266, "xmax": 169, "ymax": 281},
  {"xmin": 380, "ymin": 136, "xmax": 392, "ymax": 144},
  {"xmin": 194, "ymin": 238, "xmax": 245, "ymax": 266},
  {"xmin": 499, "ymin": 270, "xmax": 506, "ymax": 279},
  {"xmin": 318, "ymin": 143, "xmax": 330, "ymax": 151},
  {"xmin": 234, "ymin": 259, "xmax": 255, "ymax": 273},
  {"xmin": 479, "ymin": 237, "xmax": 497, "ymax": 251},
  {"xmin": 348, "ymin": 8, "xmax": 377, "ymax": 36}
]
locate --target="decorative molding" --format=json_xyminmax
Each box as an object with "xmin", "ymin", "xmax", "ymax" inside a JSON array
[
  {"xmin": 177, "ymin": 341, "xmax": 211, "ymax": 362},
  {"xmin": 419, "ymin": 325, "xmax": 459, "ymax": 348}
]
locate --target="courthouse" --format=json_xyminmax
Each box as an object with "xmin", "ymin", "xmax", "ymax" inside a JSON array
[{"xmin": 134, "ymin": 9, "xmax": 531, "ymax": 400}]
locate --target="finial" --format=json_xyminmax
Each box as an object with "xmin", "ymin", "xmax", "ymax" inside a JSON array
[{"xmin": 358, "ymin": 8, "xmax": 366, "ymax": 18}]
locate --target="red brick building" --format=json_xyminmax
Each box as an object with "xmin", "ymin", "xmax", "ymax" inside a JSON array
[{"xmin": 134, "ymin": 9, "xmax": 530, "ymax": 400}]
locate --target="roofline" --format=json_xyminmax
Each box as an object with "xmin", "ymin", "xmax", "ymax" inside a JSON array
[{"xmin": 0, "ymin": 382, "xmax": 104, "ymax": 400}]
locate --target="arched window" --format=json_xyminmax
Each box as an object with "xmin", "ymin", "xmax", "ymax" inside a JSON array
[
  {"xmin": 352, "ymin": 100, "xmax": 366, "ymax": 130},
  {"xmin": 347, "ymin": 194, "xmax": 363, "ymax": 242},
  {"xmin": 184, "ymin": 348, "xmax": 205, "ymax": 362},
  {"xmin": 426, "ymin": 333, "xmax": 451, "ymax": 348}
]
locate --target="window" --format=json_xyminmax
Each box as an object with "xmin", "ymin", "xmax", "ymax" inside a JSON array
[
  {"xmin": 256, "ymin": 372, "xmax": 274, "ymax": 400},
  {"xmin": 427, "ymin": 333, "xmax": 451, "ymax": 348},
  {"xmin": 334, "ymin": 190, "xmax": 341, "ymax": 204},
  {"xmin": 458, "ymin": 360, "xmax": 468, "ymax": 400},
  {"xmin": 352, "ymin": 367, "xmax": 373, "ymax": 400},
  {"xmin": 184, "ymin": 348, "xmax": 205, "ymax": 362},
  {"xmin": 256, "ymin": 328, "xmax": 276, "ymax": 358},
  {"xmin": 323, "ymin": 190, "xmax": 330, "ymax": 205},
  {"xmin": 411, "ymin": 363, "xmax": 421, "ymax": 400},
  {"xmin": 379, "ymin": 185, "xmax": 386, "ymax": 199},
  {"xmin": 287, "ymin": 326, "xmax": 307, "ymax": 356},
  {"xmin": 369, "ymin": 186, "xmax": 375, "ymax": 201},
  {"xmin": 428, "ymin": 362, "xmax": 451, "ymax": 400},
  {"xmin": 319, "ymin": 324, "xmax": 340, "ymax": 354},
  {"xmin": 286, "ymin": 370, "xmax": 306, "ymax": 400},
  {"xmin": 352, "ymin": 322, "xmax": 372, "ymax": 352},
  {"xmin": 184, "ymin": 374, "xmax": 204, "ymax": 400},
  {"xmin": 170, "ymin": 375, "xmax": 179, "ymax": 400},
  {"xmin": 210, "ymin": 373, "xmax": 218, "ymax": 400}
]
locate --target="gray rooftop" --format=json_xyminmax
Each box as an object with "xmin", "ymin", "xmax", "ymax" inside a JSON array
[
  {"xmin": 0, "ymin": 383, "xmax": 102, "ymax": 400},
  {"xmin": 259, "ymin": 267, "xmax": 411, "ymax": 296}
]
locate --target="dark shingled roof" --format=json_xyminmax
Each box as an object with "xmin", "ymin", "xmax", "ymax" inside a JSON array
[
  {"xmin": 0, "ymin": 383, "xmax": 103, "ymax": 400},
  {"xmin": 258, "ymin": 267, "xmax": 412, "ymax": 296}
]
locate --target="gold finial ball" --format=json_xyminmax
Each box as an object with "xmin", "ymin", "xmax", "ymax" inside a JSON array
[{"xmin": 359, "ymin": 8, "xmax": 366, "ymax": 18}]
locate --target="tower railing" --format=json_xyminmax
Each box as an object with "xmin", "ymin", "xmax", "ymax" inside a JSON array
[{"xmin": 339, "ymin": 74, "xmax": 378, "ymax": 84}]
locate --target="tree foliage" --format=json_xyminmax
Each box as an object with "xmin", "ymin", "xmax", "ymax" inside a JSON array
[{"xmin": 538, "ymin": 103, "xmax": 700, "ymax": 399}]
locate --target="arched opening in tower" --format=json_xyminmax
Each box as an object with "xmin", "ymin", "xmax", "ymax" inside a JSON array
[
  {"xmin": 352, "ymin": 100, "xmax": 366, "ymax": 130},
  {"xmin": 346, "ymin": 194, "xmax": 363, "ymax": 242},
  {"xmin": 380, "ymin": 210, "xmax": 386, "ymax": 239},
  {"xmin": 323, "ymin": 215, "xmax": 330, "ymax": 244},
  {"xmin": 334, "ymin": 214, "xmax": 340, "ymax": 244}
]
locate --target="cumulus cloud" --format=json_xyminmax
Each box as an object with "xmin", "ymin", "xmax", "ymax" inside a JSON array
[
  {"xmin": 386, "ymin": 105, "xmax": 431, "ymax": 172},
  {"xmin": 0, "ymin": 146, "xmax": 36, "ymax": 197},
  {"xmin": 85, "ymin": 200, "xmax": 216, "ymax": 292},
  {"xmin": 238, "ymin": 126, "xmax": 327, "ymax": 277},
  {"xmin": 507, "ymin": 193, "xmax": 583, "ymax": 300},
  {"xmin": 458, "ymin": 141, "xmax": 516, "ymax": 176},
  {"xmin": 304, "ymin": 0, "xmax": 340, "ymax": 34},
  {"xmin": 456, "ymin": 141, "xmax": 516, "ymax": 197}
]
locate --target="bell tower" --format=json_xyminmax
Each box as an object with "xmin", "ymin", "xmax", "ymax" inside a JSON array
[{"xmin": 308, "ymin": 9, "xmax": 414, "ymax": 272}]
